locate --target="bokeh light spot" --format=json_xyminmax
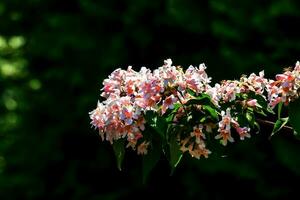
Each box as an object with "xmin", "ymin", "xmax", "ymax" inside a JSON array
[
  {"xmin": 29, "ymin": 79, "xmax": 42, "ymax": 90},
  {"xmin": 9, "ymin": 36, "xmax": 25, "ymax": 49}
]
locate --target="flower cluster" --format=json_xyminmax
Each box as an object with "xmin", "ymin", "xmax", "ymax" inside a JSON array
[{"xmin": 90, "ymin": 59, "xmax": 300, "ymax": 161}]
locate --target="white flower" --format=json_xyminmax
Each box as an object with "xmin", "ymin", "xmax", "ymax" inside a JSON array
[{"xmin": 164, "ymin": 58, "xmax": 172, "ymax": 67}]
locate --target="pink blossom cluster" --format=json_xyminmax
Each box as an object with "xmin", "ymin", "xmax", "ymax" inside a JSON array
[
  {"xmin": 90, "ymin": 59, "xmax": 300, "ymax": 158},
  {"xmin": 267, "ymin": 62, "xmax": 300, "ymax": 107}
]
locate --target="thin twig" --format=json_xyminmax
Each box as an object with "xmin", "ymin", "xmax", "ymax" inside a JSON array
[{"xmin": 256, "ymin": 118, "xmax": 294, "ymax": 131}]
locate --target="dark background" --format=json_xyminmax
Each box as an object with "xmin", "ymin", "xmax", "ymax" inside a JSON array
[{"xmin": 1, "ymin": 0, "xmax": 300, "ymax": 199}]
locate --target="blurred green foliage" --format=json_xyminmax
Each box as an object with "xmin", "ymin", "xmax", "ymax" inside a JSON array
[{"xmin": 1, "ymin": 0, "xmax": 300, "ymax": 199}]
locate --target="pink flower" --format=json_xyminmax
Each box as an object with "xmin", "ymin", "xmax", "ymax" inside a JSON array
[
  {"xmin": 206, "ymin": 83, "xmax": 221, "ymax": 105},
  {"xmin": 189, "ymin": 144, "xmax": 211, "ymax": 159},
  {"xmin": 235, "ymin": 127, "xmax": 251, "ymax": 140},
  {"xmin": 246, "ymin": 99, "xmax": 257, "ymax": 107},
  {"xmin": 215, "ymin": 108, "xmax": 234, "ymax": 146},
  {"xmin": 161, "ymin": 94, "xmax": 177, "ymax": 115},
  {"xmin": 135, "ymin": 116, "xmax": 146, "ymax": 131},
  {"xmin": 215, "ymin": 130, "xmax": 234, "ymax": 146},
  {"xmin": 184, "ymin": 64, "xmax": 211, "ymax": 93},
  {"xmin": 120, "ymin": 106, "xmax": 134, "ymax": 125},
  {"xmin": 180, "ymin": 136, "xmax": 211, "ymax": 159},
  {"xmin": 191, "ymin": 125, "xmax": 206, "ymax": 144},
  {"xmin": 180, "ymin": 137, "xmax": 191, "ymax": 152},
  {"xmin": 125, "ymin": 79, "xmax": 136, "ymax": 96},
  {"xmin": 137, "ymin": 141, "xmax": 150, "ymax": 155},
  {"xmin": 218, "ymin": 108, "xmax": 232, "ymax": 131}
]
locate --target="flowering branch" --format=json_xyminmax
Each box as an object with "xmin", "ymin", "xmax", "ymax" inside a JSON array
[{"xmin": 89, "ymin": 59, "xmax": 300, "ymax": 176}]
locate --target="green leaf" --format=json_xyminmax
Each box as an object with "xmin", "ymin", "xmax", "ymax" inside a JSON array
[
  {"xmin": 278, "ymin": 102, "xmax": 283, "ymax": 119},
  {"xmin": 186, "ymin": 88, "xmax": 196, "ymax": 96},
  {"xmin": 185, "ymin": 94, "xmax": 211, "ymax": 106},
  {"xmin": 199, "ymin": 116, "xmax": 206, "ymax": 123},
  {"xmin": 203, "ymin": 105, "xmax": 219, "ymax": 121},
  {"xmin": 112, "ymin": 139, "xmax": 125, "ymax": 171},
  {"xmin": 255, "ymin": 108, "xmax": 267, "ymax": 117},
  {"xmin": 289, "ymin": 100, "xmax": 300, "ymax": 137},
  {"xmin": 267, "ymin": 106, "xmax": 276, "ymax": 114},
  {"xmin": 144, "ymin": 110, "xmax": 156, "ymax": 122},
  {"xmin": 165, "ymin": 103, "xmax": 181, "ymax": 123},
  {"xmin": 271, "ymin": 117, "xmax": 289, "ymax": 137},
  {"xmin": 254, "ymin": 121, "xmax": 260, "ymax": 133},
  {"xmin": 169, "ymin": 134, "xmax": 183, "ymax": 174},
  {"xmin": 246, "ymin": 111, "xmax": 255, "ymax": 127},
  {"xmin": 240, "ymin": 93, "xmax": 248, "ymax": 99},
  {"xmin": 196, "ymin": 93, "xmax": 212, "ymax": 100},
  {"xmin": 142, "ymin": 143, "xmax": 161, "ymax": 183},
  {"xmin": 145, "ymin": 110, "xmax": 167, "ymax": 139},
  {"xmin": 237, "ymin": 114, "xmax": 248, "ymax": 127}
]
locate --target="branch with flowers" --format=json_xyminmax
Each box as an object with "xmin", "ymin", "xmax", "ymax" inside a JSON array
[{"xmin": 89, "ymin": 59, "xmax": 300, "ymax": 179}]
